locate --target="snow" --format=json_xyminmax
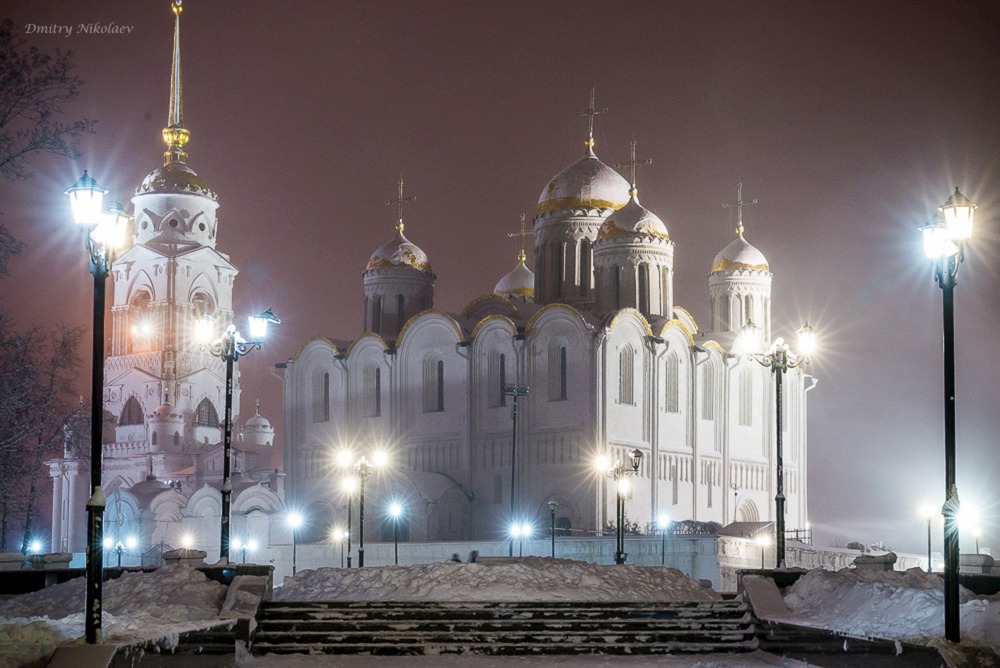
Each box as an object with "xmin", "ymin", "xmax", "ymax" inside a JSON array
[
  {"xmin": 274, "ymin": 557, "xmax": 721, "ymax": 602},
  {"xmin": 771, "ymin": 566, "xmax": 1000, "ymax": 647},
  {"xmin": 0, "ymin": 564, "xmax": 227, "ymax": 668},
  {"xmin": 1, "ymin": 558, "xmax": 999, "ymax": 666}
]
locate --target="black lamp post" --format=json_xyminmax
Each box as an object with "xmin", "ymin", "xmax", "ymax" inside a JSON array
[
  {"xmin": 658, "ymin": 514, "xmax": 670, "ymax": 566},
  {"xmin": 597, "ymin": 448, "xmax": 643, "ymax": 565},
  {"xmin": 503, "ymin": 381, "xmax": 529, "ymax": 557},
  {"xmin": 742, "ymin": 322, "xmax": 815, "ymax": 568},
  {"xmin": 288, "ymin": 511, "xmax": 303, "ymax": 575},
  {"xmin": 921, "ymin": 504, "xmax": 934, "ymax": 573},
  {"xmin": 920, "ymin": 187, "xmax": 976, "ymax": 643},
  {"xmin": 197, "ymin": 308, "xmax": 280, "ymax": 563},
  {"xmin": 332, "ymin": 528, "xmax": 345, "ymax": 568},
  {"xmin": 66, "ymin": 170, "xmax": 130, "ymax": 645},
  {"xmin": 547, "ymin": 500, "xmax": 558, "ymax": 558},
  {"xmin": 340, "ymin": 452, "xmax": 387, "ymax": 568},
  {"xmin": 389, "ymin": 502, "xmax": 403, "ymax": 565}
]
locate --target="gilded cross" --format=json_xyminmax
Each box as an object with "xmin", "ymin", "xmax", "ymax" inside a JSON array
[
  {"xmin": 385, "ymin": 176, "xmax": 415, "ymax": 232},
  {"xmin": 615, "ymin": 139, "xmax": 652, "ymax": 194},
  {"xmin": 722, "ymin": 182, "xmax": 758, "ymax": 235},
  {"xmin": 507, "ymin": 213, "xmax": 534, "ymax": 263},
  {"xmin": 578, "ymin": 86, "xmax": 607, "ymax": 148}
]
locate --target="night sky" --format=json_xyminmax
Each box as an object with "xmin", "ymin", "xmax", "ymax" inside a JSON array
[{"xmin": 4, "ymin": 1, "xmax": 999, "ymax": 555}]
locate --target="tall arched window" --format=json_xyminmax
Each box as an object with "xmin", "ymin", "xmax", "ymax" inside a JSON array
[
  {"xmin": 128, "ymin": 291, "xmax": 154, "ymax": 353},
  {"xmin": 638, "ymin": 264, "xmax": 649, "ymax": 314},
  {"xmin": 579, "ymin": 239, "xmax": 591, "ymax": 297},
  {"xmin": 423, "ymin": 358, "xmax": 445, "ymax": 412},
  {"xmin": 701, "ymin": 365, "xmax": 715, "ymax": 419},
  {"xmin": 365, "ymin": 366, "xmax": 381, "ymax": 417},
  {"xmin": 739, "ymin": 367, "xmax": 753, "ymax": 426},
  {"xmin": 547, "ymin": 341, "xmax": 568, "ymax": 401},
  {"xmin": 664, "ymin": 352, "xmax": 679, "ymax": 413},
  {"xmin": 195, "ymin": 398, "xmax": 219, "ymax": 427},
  {"xmin": 618, "ymin": 345, "xmax": 635, "ymax": 405},
  {"xmin": 488, "ymin": 351, "xmax": 507, "ymax": 407},
  {"xmin": 313, "ymin": 371, "xmax": 330, "ymax": 422},
  {"xmin": 396, "ymin": 295, "xmax": 406, "ymax": 332},
  {"xmin": 370, "ymin": 296, "xmax": 382, "ymax": 334}
]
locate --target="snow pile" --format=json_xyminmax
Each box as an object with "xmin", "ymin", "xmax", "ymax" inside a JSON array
[
  {"xmin": 275, "ymin": 557, "xmax": 720, "ymax": 602},
  {"xmin": 780, "ymin": 567, "xmax": 1000, "ymax": 645},
  {"xmin": 0, "ymin": 564, "xmax": 227, "ymax": 668}
]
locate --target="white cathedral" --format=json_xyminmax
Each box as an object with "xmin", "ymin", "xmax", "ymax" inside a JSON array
[
  {"xmin": 48, "ymin": 2, "xmax": 815, "ymax": 561},
  {"xmin": 282, "ymin": 132, "xmax": 816, "ymax": 546}
]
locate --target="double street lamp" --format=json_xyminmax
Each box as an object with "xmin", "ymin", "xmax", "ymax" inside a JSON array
[
  {"xmin": 739, "ymin": 322, "xmax": 816, "ymax": 568},
  {"xmin": 920, "ymin": 187, "xmax": 976, "ymax": 643},
  {"xmin": 230, "ymin": 537, "xmax": 257, "ymax": 565},
  {"xmin": 66, "ymin": 170, "xmax": 131, "ymax": 644},
  {"xmin": 596, "ymin": 449, "xmax": 643, "ymax": 565},
  {"xmin": 197, "ymin": 308, "xmax": 280, "ymax": 563},
  {"xmin": 336, "ymin": 450, "xmax": 389, "ymax": 567}
]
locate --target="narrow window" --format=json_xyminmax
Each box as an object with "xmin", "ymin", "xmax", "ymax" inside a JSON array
[
  {"xmin": 579, "ymin": 239, "xmax": 591, "ymax": 297},
  {"xmin": 701, "ymin": 366, "xmax": 714, "ymax": 419},
  {"xmin": 396, "ymin": 295, "xmax": 405, "ymax": 332},
  {"xmin": 370, "ymin": 296, "xmax": 381, "ymax": 334},
  {"xmin": 437, "ymin": 360, "xmax": 445, "ymax": 411},
  {"xmin": 559, "ymin": 346, "xmax": 567, "ymax": 400},
  {"xmin": 618, "ymin": 346, "xmax": 634, "ymax": 405},
  {"xmin": 375, "ymin": 368, "xmax": 381, "ymax": 417},
  {"xmin": 554, "ymin": 243, "xmax": 565, "ymax": 299},
  {"xmin": 665, "ymin": 353, "xmax": 679, "ymax": 413},
  {"xmin": 739, "ymin": 367, "xmax": 752, "ymax": 426},
  {"xmin": 499, "ymin": 353, "xmax": 507, "ymax": 407},
  {"xmin": 313, "ymin": 372, "xmax": 330, "ymax": 422},
  {"xmin": 423, "ymin": 358, "xmax": 445, "ymax": 412},
  {"xmin": 638, "ymin": 264, "xmax": 649, "ymax": 314}
]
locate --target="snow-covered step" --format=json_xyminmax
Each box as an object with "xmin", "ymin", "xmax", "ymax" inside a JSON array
[{"xmin": 252, "ymin": 599, "xmax": 758, "ymax": 656}]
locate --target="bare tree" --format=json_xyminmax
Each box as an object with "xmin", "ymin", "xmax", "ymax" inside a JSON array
[
  {"xmin": 0, "ymin": 18, "xmax": 95, "ymax": 181},
  {"xmin": 0, "ymin": 315, "xmax": 82, "ymax": 550}
]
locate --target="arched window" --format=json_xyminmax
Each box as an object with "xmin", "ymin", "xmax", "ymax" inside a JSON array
[
  {"xmin": 618, "ymin": 345, "xmax": 635, "ymax": 406},
  {"xmin": 128, "ymin": 291, "xmax": 154, "ymax": 354},
  {"xmin": 739, "ymin": 367, "xmax": 753, "ymax": 426},
  {"xmin": 370, "ymin": 296, "xmax": 382, "ymax": 334},
  {"xmin": 423, "ymin": 358, "xmax": 445, "ymax": 412},
  {"xmin": 488, "ymin": 351, "xmax": 507, "ymax": 408},
  {"xmin": 638, "ymin": 264, "xmax": 649, "ymax": 314},
  {"xmin": 579, "ymin": 239, "xmax": 591, "ymax": 297},
  {"xmin": 313, "ymin": 371, "xmax": 330, "ymax": 422},
  {"xmin": 701, "ymin": 365, "xmax": 714, "ymax": 419},
  {"xmin": 396, "ymin": 295, "xmax": 406, "ymax": 332},
  {"xmin": 664, "ymin": 353, "xmax": 679, "ymax": 413},
  {"xmin": 151, "ymin": 432, "xmax": 158, "ymax": 446},
  {"xmin": 119, "ymin": 396, "xmax": 144, "ymax": 426},
  {"xmin": 365, "ymin": 366, "xmax": 381, "ymax": 418},
  {"xmin": 195, "ymin": 398, "xmax": 219, "ymax": 427},
  {"xmin": 547, "ymin": 341, "xmax": 568, "ymax": 401}
]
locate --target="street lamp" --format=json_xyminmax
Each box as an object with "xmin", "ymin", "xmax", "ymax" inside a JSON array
[
  {"xmin": 340, "ymin": 473, "xmax": 358, "ymax": 568},
  {"xmin": 920, "ymin": 187, "xmax": 976, "ymax": 643},
  {"xmin": 740, "ymin": 322, "xmax": 815, "ymax": 568},
  {"xmin": 503, "ymin": 381, "xmax": 529, "ymax": 557},
  {"xmin": 331, "ymin": 528, "xmax": 346, "ymax": 568},
  {"xmin": 596, "ymin": 448, "xmax": 643, "ymax": 565},
  {"xmin": 509, "ymin": 522, "xmax": 532, "ymax": 557},
  {"xmin": 340, "ymin": 451, "xmax": 388, "ymax": 567},
  {"xmin": 66, "ymin": 171, "xmax": 130, "ymax": 644},
  {"xmin": 920, "ymin": 504, "xmax": 935, "ymax": 573},
  {"xmin": 197, "ymin": 307, "xmax": 280, "ymax": 563},
  {"xmin": 658, "ymin": 514, "xmax": 670, "ymax": 566},
  {"xmin": 287, "ymin": 511, "xmax": 303, "ymax": 576},
  {"xmin": 755, "ymin": 533, "xmax": 771, "ymax": 569},
  {"xmin": 547, "ymin": 500, "xmax": 559, "ymax": 558},
  {"xmin": 389, "ymin": 502, "xmax": 404, "ymax": 565}
]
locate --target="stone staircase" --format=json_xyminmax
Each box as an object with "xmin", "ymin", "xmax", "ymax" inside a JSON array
[{"xmin": 251, "ymin": 599, "xmax": 759, "ymax": 656}]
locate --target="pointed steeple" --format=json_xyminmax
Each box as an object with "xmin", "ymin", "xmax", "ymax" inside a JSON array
[{"xmin": 162, "ymin": 0, "xmax": 190, "ymax": 164}]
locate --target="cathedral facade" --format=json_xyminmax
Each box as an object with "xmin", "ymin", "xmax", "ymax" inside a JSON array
[{"xmin": 282, "ymin": 133, "xmax": 815, "ymax": 547}]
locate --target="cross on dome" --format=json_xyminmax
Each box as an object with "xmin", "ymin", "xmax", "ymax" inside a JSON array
[
  {"xmin": 578, "ymin": 86, "xmax": 607, "ymax": 149},
  {"xmin": 722, "ymin": 182, "xmax": 758, "ymax": 235},
  {"xmin": 615, "ymin": 139, "xmax": 652, "ymax": 198},
  {"xmin": 385, "ymin": 176, "xmax": 415, "ymax": 233},
  {"xmin": 507, "ymin": 213, "xmax": 534, "ymax": 263}
]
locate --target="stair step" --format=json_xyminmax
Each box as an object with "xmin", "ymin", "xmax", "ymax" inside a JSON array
[{"xmin": 252, "ymin": 639, "xmax": 761, "ymax": 656}]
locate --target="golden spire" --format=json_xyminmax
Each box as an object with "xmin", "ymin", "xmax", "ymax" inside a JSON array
[
  {"xmin": 722, "ymin": 182, "xmax": 758, "ymax": 236},
  {"xmin": 615, "ymin": 138, "xmax": 651, "ymax": 199},
  {"xmin": 507, "ymin": 213, "xmax": 533, "ymax": 263},
  {"xmin": 385, "ymin": 175, "xmax": 415, "ymax": 233},
  {"xmin": 578, "ymin": 86, "xmax": 606, "ymax": 150},
  {"xmin": 162, "ymin": 0, "xmax": 190, "ymax": 164}
]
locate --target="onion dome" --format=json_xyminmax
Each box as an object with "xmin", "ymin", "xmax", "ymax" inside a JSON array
[
  {"xmin": 494, "ymin": 251, "xmax": 535, "ymax": 299},
  {"xmin": 367, "ymin": 228, "xmax": 432, "ymax": 272},
  {"xmin": 597, "ymin": 191, "xmax": 669, "ymax": 240},
  {"xmin": 711, "ymin": 233, "xmax": 769, "ymax": 272},
  {"xmin": 537, "ymin": 146, "xmax": 630, "ymax": 215}
]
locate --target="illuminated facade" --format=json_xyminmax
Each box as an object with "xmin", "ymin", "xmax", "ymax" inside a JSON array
[
  {"xmin": 282, "ymin": 130, "xmax": 814, "ymax": 545},
  {"xmin": 48, "ymin": 1, "xmax": 284, "ymax": 556}
]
